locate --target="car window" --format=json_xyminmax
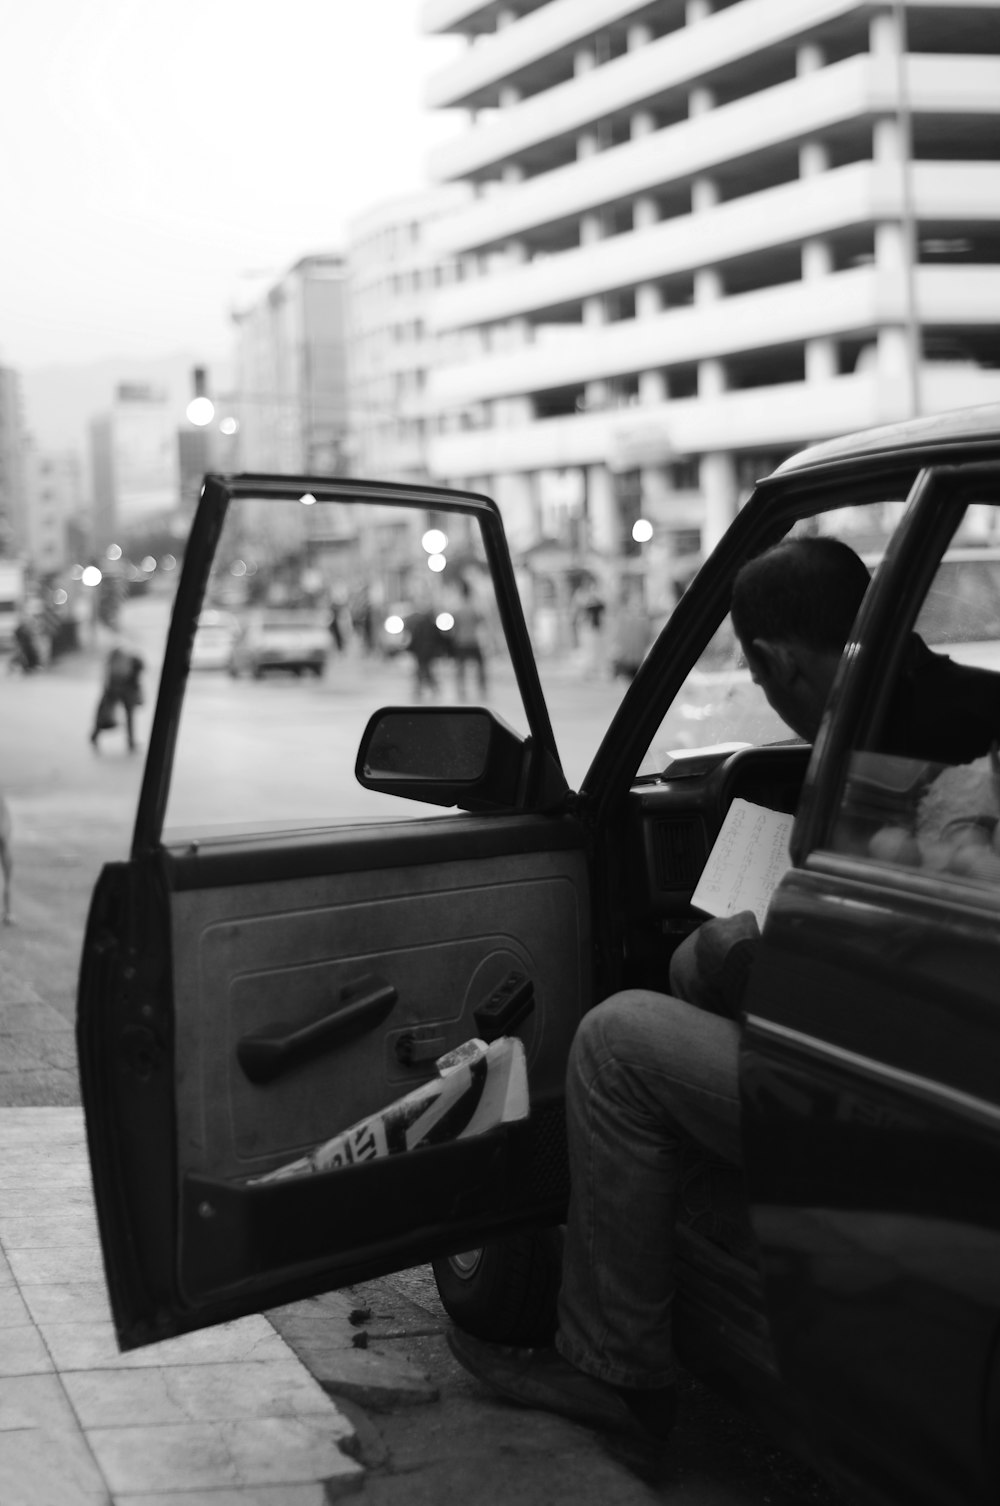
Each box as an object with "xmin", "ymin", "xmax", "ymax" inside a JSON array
[
  {"xmin": 914, "ymin": 549, "xmax": 1000, "ymax": 669},
  {"xmin": 637, "ymin": 497, "xmax": 909, "ymax": 775},
  {"xmin": 163, "ymin": 492, "xmax": 532, "ymax": 838},
  {"xmin": 830, "ymin": 498, "xmax": 1000, "ymax": 894}
]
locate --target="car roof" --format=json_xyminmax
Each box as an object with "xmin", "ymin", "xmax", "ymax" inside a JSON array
[{"xmin": 773, "ymin": 402, "xmax": 1000, "ymax": 476}]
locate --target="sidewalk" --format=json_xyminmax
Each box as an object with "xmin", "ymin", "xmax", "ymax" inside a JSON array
[{"xmin": 0, "ymin": 1107, "xmax": 364, "ymax": 1505}]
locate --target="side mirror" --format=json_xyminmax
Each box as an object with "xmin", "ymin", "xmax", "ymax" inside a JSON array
[{"xmin": 355, "ymin": 706, "xmax": 537, "ymax": 811}]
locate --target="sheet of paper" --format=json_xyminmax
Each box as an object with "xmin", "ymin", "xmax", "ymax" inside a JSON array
[{"xmin": 690, "ymin": 798, "xmax": 794, "ymax": 929}]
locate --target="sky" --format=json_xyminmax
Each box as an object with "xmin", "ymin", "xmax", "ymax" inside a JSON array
[{"xmin": 0, "ymin": 0, "xmax": 463, "ymax": 382}]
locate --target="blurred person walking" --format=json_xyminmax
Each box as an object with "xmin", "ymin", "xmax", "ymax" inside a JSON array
[
  {"xmin": 407, "ymin": 604, "xmax": 442, "ymax": 702},
  {"xmin": 90, "ymin": 645, "xmax": 145, "ymax": 753},
  {"xmin": 9, "ymin": 616, "xmax": 42, "ymax": 674},
  {"xmin": 452, "ymin": 578, "xmax": 488, "ymax": 700},
  {"xmin": 610, "ymin": 586, "xmax": 654, "ymax": 682}
]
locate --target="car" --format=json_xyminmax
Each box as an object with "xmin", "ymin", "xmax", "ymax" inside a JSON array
[
  {"xmin": 77, "ymin": 406, "xmax": 1000, "ymax": 1506},
  {"xmin": 190, "ymin": 609, "xmax": 240, "ymax": 670},
  {"xmin": 228, "ymin": 608, "xmax": 329, "ymax": 678}
]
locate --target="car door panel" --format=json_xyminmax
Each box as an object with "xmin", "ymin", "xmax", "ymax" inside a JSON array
[
  {"xmin": 82, "ymin": 816, "xmax": 589, "ymax": 1344},
  {"xmin": 743, "ymin": 894, "xmax": 1000, "ymax": 1506},
  {"xmin": 170, "ymin": 839, "xmax": 590, "ymax": 1182}
]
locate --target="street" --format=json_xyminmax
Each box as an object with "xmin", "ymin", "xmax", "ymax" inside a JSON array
[{"xmin": 0, "ymin": 593, "xmax": 847, "ymax": 1504}]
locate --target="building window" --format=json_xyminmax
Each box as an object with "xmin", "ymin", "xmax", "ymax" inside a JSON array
[{"xmin": 668, "ymin": 460, "xmax": 700, "ymax": 492}]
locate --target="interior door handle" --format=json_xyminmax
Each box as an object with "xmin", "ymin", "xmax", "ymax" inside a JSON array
[{"xmin": 237, "ymin": 974, "xmax": 397, "ymax": 1085}]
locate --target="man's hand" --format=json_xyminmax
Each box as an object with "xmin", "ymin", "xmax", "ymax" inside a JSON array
[{"xmin": 669, "ymin": 911, "xmax": 761, "ymax": 1018}]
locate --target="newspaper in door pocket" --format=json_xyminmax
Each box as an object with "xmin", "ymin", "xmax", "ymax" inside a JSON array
[{"xmin": 250, "ymin": 1035, "xmax": 529, "ymax": 1183}]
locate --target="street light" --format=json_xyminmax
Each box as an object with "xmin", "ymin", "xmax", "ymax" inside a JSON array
[{"xmin": 186, "ymin": 366, "xmax": 215, "ymax": 427}]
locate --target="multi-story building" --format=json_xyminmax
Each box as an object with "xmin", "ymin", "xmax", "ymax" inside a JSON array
[
  {"xmin": 347, "ymin": 184, "xmax": 470, "ymax": 484},
  {"xmin": 231, "ymin": 255, "xmax": 351, "ymax": 475},
  {"xmin": 0, "ymin": 366, "xmax": 27, "ymax": 557},
  {"xmin": 419, "ymin": 0, "xmax": 1000, "ymax": 610},
  {"xmin": 88, "ymin": 383, "xmax": 179, "ymax": 549},
  {"xmin": 23, "ymin": 445, "xmax": 84, "ymax": 576}
]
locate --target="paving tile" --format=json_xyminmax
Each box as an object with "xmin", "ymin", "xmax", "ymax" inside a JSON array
[
  {"xmin": 0, "ymin": 1162, "xmax": 93, "ymax": 1189},
  {"xmin": 5, "ymin": 1242, "xmax": 105, "ymax": 1284},
  {"xmin": 0, "ymin": 1424, "xmax": 108, "ymax": 1505},
  {"xmin": 0, "ymin": 1286, "xmax": 31, "ymax": 1326},
  {"xmin": 42, "ymin": 1315, "xmax": 293, "ymax": 1371},
  {"xmin": 0, "ymin": 1247, "xmax": 14, "ymax": 1287},
  {"xmin": 63, "ymin": 1359, "xmax": 337, "ymax": 1427},
  {"xmin": 0, "ymin": 1372, "xmax": 82, "ymax": 1432},
  {"xmin": 87, "ymin": 1416, "xmax": 361, "ymax": 1493},
  {"xmin": 0, "ymin": 1037, "xmax": 79, "ymax": 1074},
  {"xmin": 0, "ymin": 1322, "xmax": 54, "ymax": 1375},
  {"xmin": 19, "ymin": 1281, "xmax": 113, "ymax": 1327},
  {"xmin": 0, "ymin": 1207, "xmax": 99, "ymax": 1247},
  {"xmin": 0, "ymin": 1107, "xmax": 84, "ymax": 1139},
  {"xmin": 0, "ymin": 1000, "xmax": 74, "ymax": 1032},
  {"xmin": 0, "ymin": 1180, "xmax": 95, "ymax": 1211},
  {"xmin": 114, "ymin": 1489, "xmax": 337, "ymax": 1506}
]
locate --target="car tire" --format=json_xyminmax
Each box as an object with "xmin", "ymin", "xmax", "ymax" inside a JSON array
[{"xmin": 431, "ymin": 1228, "xmax": 562, "ymax": 1346}]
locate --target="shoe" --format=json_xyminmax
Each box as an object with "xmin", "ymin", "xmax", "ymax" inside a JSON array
[{"xmin": 446, "ymin": 1326, "xmax": 676, "ymax": 1447}]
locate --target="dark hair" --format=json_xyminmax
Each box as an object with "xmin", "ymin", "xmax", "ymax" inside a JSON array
[{"xmin": 731, "ymin": 537, "xmax": 871, "ymax": 653}]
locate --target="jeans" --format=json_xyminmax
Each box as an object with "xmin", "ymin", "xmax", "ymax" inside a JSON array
[{"xmin": 555, "ymin": 991, "xmax": 741, "ymax": 1389}]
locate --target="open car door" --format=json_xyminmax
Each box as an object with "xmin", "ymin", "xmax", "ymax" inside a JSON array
[
  {"xmin": 77, "ymin": 475, "xmax": 586, "ymax": 1350},
  {"xmin": 740, "ymin": 463, "xmax": 1000, "ymax": 1505}
]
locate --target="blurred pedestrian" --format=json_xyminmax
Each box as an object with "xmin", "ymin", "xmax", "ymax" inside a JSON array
[
  {"xmin": 10, "ymin": 616, "xmax": 41, "ymax": 673},
  {"xmin": 90, "ymin": 645, "xmax": 145, "ymax": 753},
  {"xmin": 572, "ymin": 580, "xmax": 607, "ymax": 676},
  {"xmin": 327, "ymin": 596, "xmax": 345, "ymax": 653},
  {"xmin": 350, "ymin": 586, "xmax": 374, "ymax": 655},
  {"xmin": 406, "ymin": 586, "xmax": 444, "ymax": 702},
  {"xmin": 452, "ymin": 578, "xmax": 488, "ymax": 699},
  {"xmin": 610, "ymin": 587, "xmax": 653, "ymax": 681}
]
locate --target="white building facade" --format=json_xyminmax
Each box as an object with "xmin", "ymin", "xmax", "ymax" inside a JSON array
[
  {"xmin": 23, "ymin": 445, "xmax": 84, "ymax": 576},
  {"xmin": 231, "ymin": 255, "xmax": 351, "ymax": 475},
  {"xmin": 88, "ymin": 383, "xmax": 178, "ymax": 548},
  {"xmin": 419, "ymin": 0, "xmax": 1000, "ymax": 602},
  {"xmin": 347, "ymin": 185, "xmax": 471, "ymax": 485},
  {"xmin": 0, "ymin": 366, "xmax": 27, "ymax": 558}
]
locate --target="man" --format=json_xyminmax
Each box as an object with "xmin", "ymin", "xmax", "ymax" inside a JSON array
[
  {"xmin": 90, "ymin": 644, "xmax": 145, "ymax": 753},
  {"xmin": 447, "ymin": 536, "xmax": 1000, "ymax": 1461},
  {"xmin": 671, "ymin": 536, "xmax": 1000, "ymax": 1014}
]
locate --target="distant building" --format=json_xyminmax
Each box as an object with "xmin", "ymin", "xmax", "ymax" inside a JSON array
[
  {"xmin": 420, "ymin": 0, "xmax": 1000, "ymax": 606},
  {"xmin": 0, "ymin": 366, "xmax": 27, "ymax": 556},
  {"xmin": 346, "ymin": 184, "xmax": 470, "ymax": 484},
  {"xmin": 23, "ymin": 444, "xmax": 84, "ymax": 575},
  {"xmin": 230, "ymin": 255, "xmax": 351, "ymax": 473},
  {"xmin": 88, "ymin": 383, "xmax": 179, "ymax": 548}
]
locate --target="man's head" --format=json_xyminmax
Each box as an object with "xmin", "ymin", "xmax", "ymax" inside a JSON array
[{"xmin": 731, "ymin": 537, "xmax": 871, "ymax": 740}]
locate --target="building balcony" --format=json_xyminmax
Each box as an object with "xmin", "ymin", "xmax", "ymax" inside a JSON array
[
  {"xmin": 425, "ymin": 366, "xmax": 1000, "ymax": 480},
  {"xmin": 425, "ymin": 265, "xmax": 1000, "ymax": 410},
  {"xmin": 421, "ymin": 0, "xmax": 542, "ymax": 39},
  {"xmin": 428, "ymin": 161, "xmax": 1000, "ymax": 332},
  {"xmin": 427, "ymin": 54, "xmax": 1000, "ymax": 252},
  {"xmin": 425, "ymin": 0, "xmax": 657, "ymax": 108},
  {"xmin": 426, "ymin": 0, "xmax": 864, "ymax": 130}
]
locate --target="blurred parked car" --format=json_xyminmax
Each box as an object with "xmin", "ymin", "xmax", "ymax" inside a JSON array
[
  {"xmin": 190, "ymin": 610, "xmax": 240, "ymax": 671},
  {"xmin": 228, "ymin": 609, "xmax": 329, "ymax": 678}
]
